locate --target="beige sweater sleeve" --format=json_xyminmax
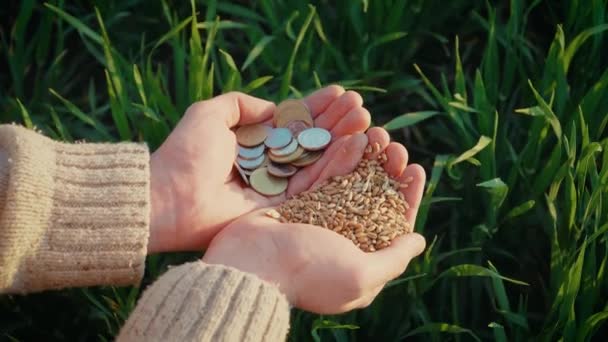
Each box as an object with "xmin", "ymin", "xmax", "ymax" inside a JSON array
[
  {"xmin": 0, "ymin": 125, "xmax": 291, "ymax": 341},
  {"xmin": 0, "ymin": 124, "xmax": 150, "ymax": 293},
  {"xmin": 117, "ymin": 261, "xmax": 290, "ymax": 341}
]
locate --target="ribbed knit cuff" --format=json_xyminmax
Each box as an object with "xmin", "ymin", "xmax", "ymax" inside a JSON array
[
  {"xmin": 117, "ymin": 262, "xmax": 291, "ymax": 342},
  {"xmin": 0, "ymin": 149, "xmax": 7, "ymax": 216},
  {"xmin": 0, "ymin": 125, "xmax": 150, "ymax": 293}
]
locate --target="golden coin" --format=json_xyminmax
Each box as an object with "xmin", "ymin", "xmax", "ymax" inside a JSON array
[
  {"xmin": 291, "ymin": 151, "xmax": 323, "ymax": 167},
  {"xmin": 250, "ymin": 167, "xmax": 288, "ymax": 196},
  {"xmin": 235, "ymin": 124, "xmax": 269, "ymax": 147},
  {"xmin": 268, "ymin": 146, "xmax": 304, "ymax": 164},
  {"xmin": 274, "ymin": 99, "xmax": 314, "ymax": 128},
  {"xmin": 286, "ymin": 120, "xmax": 312, "ymax": 137}
]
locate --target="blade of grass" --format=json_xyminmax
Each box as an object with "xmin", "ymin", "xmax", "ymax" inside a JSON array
[
  {"xmin": 449, "ymin": 135, "xmax": 492, "ymax": 167},
  {"xmin": 16, "ymin": 99, "xmax": 33, "ymax": 129},
  {"xmin": 279, "ymin": 5, "xmax": 316, "ymax": 99},
  {"xmin": 384, "ymin": 111, "xmax": 441, "ymax": 131},
  {"xmin": 403, "ymin": 322, "xmax": 481, "ymax": 342},
  {"xmin": 96, "ymin": 8, "xmax": 131, "ymax": 140},
  {"xmin": 362, "ymin": 32, "xmax": 407, "ymax": 72},
  {"xmin": 489, "ymin": 322, "xmax": 508, "ymax": 342},
  {"xmin": 44, "ymin": 3, "xmax": 103, "ymax": 45},
  {"xmin": 50, "ymin": 88, "xmax": 111, "ymax": 140},
  {"xmin": 241, "ymin": 36, "xmax": 275, "ymax": 71},
  {"xmin": 436, "ymin": 264, "xmax": 529, "ymax": 286},
  {"xmin": 242, "ymin": 76, "xmax": 274, "ymax": 93}
]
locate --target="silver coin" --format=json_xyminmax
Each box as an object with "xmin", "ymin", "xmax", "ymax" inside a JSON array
[
  {"xmin": 269, "ymin": 137, "xmax": 298, "ymax": 156},
  {"xmin": 238, "ymin": 144, "xmax": 265, "ymax": 160},
  {"xmin": 265, "ymin": 128, "xmax": 293, "ymax": 149},
  {"xmin": 237, "ymin": 154, "xmax": 265, "ymax": 169},
  {"xmin": 297, "ymin": 128, "xmax": 331, "ymax": 151},
  {"xmin": 234, "ymin": 163, "xmax": 250, "ymax": 185}
]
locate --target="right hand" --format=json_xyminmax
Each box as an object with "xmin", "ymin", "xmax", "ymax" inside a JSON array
[
  {"xmin": 148, "ymin": 87, "xmax": 371, "ymax": 253},
  {"xmin": 203, "ymin": 128, "xmax": 427, "ymax": 314}
]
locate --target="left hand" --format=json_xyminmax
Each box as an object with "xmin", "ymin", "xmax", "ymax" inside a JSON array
[{"xmin": 148, "ymin": 87, "xmax": 371, "ymax": 253}]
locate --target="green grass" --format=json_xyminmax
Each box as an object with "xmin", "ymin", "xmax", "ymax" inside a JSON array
[{"xmin": 1, "ymin": 0, "xmax": 607, "ymax": 341}]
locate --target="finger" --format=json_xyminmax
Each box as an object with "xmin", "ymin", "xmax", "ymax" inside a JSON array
[
  {"xmin": 398, "ymin": 164, "xmax": 426, "ymax": 226},
  {"xmin": 347, "ymin": 284, "xmax": 384, "ymax": 311},
  {"xmin": 314, "ymin": 91, "xmax": 364, "ymax": 129},
  {"xmin": 286, "ymin": 135, "xmax": 351, "ymax": 196},
  {"xmin": 367, "ymin": 233, "xmax": 426, "ymax": 283},
  {"xmin": 310, "ymin": 132, "xmax": 368, "ymax": 189},
  {"xmin": 384, "ymin": 143, "xmax": 409, "ymax": 178},
  {"xmin": 330, "ymin": 107, "xmax": 371, "ymax": 138},
  {"xmin": 364, "ymin": 127, "xmax": 390, "ymax": 159},
  {"xmin": 352, "ymin": 284, "xmax": 383, "ymax": 310},
  {"xmin": 303, "ymin": 85, "xmax": 345, "ymax": 117},
  {"xmin": 194, "ymin": 91, "xmax": 276, "ymax": 128}
]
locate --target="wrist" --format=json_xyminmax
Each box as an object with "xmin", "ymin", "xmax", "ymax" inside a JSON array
[
  {"xmin": 202, "ymin": 239, "xmax": 296, "ymax": 304},
  {"xmin": 148, "ymin": 152, "xmax": 178, "ymax": 254}
]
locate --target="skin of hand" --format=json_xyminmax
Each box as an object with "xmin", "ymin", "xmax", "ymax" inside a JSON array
[
  {"xmin": 202, "ymin": 127, "xmax": 427, "ymax": 314},
  {"xmin": 148, "ymin": 86, "xmax": 371, "ymax": 253}
]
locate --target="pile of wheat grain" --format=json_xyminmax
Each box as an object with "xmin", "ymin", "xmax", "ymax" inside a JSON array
[{"xmin": 267, "ymin": 143, "xmax": 412, "ymax": 252}]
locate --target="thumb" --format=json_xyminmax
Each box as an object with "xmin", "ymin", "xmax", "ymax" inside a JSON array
[
  {"xmin": 207, "ymin": 92, "xmax": 276, "ymax": 128},
  {"xmin": 367, "ymin": 233, "xmax": 426, "ymax": 284}
]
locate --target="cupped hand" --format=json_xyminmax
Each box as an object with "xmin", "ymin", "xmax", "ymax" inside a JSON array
[
  {"xmin": 202, "ymin": 128, "xmax": 427, "ymax": 314},
  {"xmin": 148, "ymin": 87, "xmax": 371, "ymax": 253}
]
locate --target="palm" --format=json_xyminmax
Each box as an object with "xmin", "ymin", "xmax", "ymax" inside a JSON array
[
  {"xmin": 203, "ymin": 127, "xmax": 427, "ymax": 313},
  {"xmin": 150, "ymin": 87, "xmax": 371, "ymax": 252},
  {"xmin": 204, "ymin": 210, "xmax": 368, "ymax": 312}
]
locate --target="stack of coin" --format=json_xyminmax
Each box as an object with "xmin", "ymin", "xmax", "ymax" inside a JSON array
[{"xmin": 234, "ymin": 99, "xmax": 332, "ymax": 196}]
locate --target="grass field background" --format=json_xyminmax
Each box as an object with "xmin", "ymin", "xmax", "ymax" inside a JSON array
[{"xmin": 1, "ymin": 0, "xmax": 607, "ymax": 341}]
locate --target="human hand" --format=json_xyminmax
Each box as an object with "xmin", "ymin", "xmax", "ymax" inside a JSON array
[
  {"xmin": 148, "ymin": 87, "xmax": 371, "ymax": 253},
  {"xmin": 202, "ymin": 128, "xmax": 426, "ymax": 314}
]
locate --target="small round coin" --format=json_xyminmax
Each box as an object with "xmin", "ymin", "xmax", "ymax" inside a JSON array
[
  {"xmin": 265, "ymin": 128, "xmax": 293, "ymax": 149},
  {"xmin": 235, "ymin": 124, "xmax": 269, "ymax": 147},
  {"xmin": 267, "ymin": 163, "xmax": 298, "ymax": 178},
  {"xmin": 259, "ymin": 155, "xmax": 270, "ymax": 168},
  {"xmin": 268, "ymin": 146, "xmax": 305, "ymax": 164},
  {"xmin": 238, "ymin": 144, "xmax": 265, "ymax": 160},
  {"xmin": 286, "ymin": 120, "xmax": 312, "ymax": 137},
  {"xmin": 297, "ymin": 128, "xmax": 332, "ymax": 151},
  {"xmin": 291, "ymin": 151, "xmax": 324, "ymax": 167},
  {"xmin": 237, "ymin": 153, "xmax": 265, "ymax": 169},
  {"xmin": 233, "ymin": 163, "xmax": 250, "ymax": 185},
  {"xmin": 250, "ymin": 167, "xmax": 288, "ymax": 196},
  {"xmin": 269, "ymin": 137, "xmax": 298, "ymax": 157},
  {"xmin": 274, "ymin": 99, "xmax": 314, "ymax": 128}
]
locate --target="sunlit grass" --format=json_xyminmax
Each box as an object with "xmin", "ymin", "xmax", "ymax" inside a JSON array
[{"xmin": 1, "ymin": 0, "xmax": 607, "ymax": 341}]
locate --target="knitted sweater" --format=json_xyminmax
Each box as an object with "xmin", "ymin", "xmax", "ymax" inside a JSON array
[{"xmin": 0, "ymin": 125, "xmax": 290, "ymax": 341}]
